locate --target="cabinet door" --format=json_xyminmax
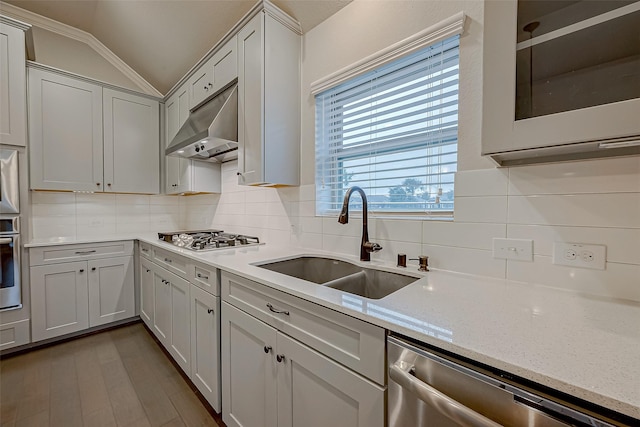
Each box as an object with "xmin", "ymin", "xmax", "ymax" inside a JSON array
[
  {"xmin": 222, "ymin": 302, "xmax": 277, "ymax": 427},
  {"xmin": 276, "ymin": 332, "xmax": 384, "ymax": 427},
  {"xmin": 482, "ymin": 1, "xmax": 640, "ymax": 156},
  {"xmin": 210, "ymin": 36, "xmax": 238, "ymax": 95},
  {"xmin": 28, "ymin": 68, "xmax": 103, "ymax": 192},
  {"xmin": 87, "ymin": 255, "xmax": 134, "ymax": 327},
  {"xmin": 0, "ymin": 22, "xmax": 26, "ymax": 147},
  {"xmin": 140, "ymin": 258, "xmax": 154, "ymax": 327},
  {"xmin": 189, "ymin": 59, "xmax": 214, "ymax": 109},
  {"xmin": 237, "ymin": 13, "xmax": 265, "ymax": 185},
  {"xmin": 103, "ymin": 88, "xmax": 159, "ymax": 194},
  {"xmin": 152, "ymin": 266, "xmax": 172, "ymax": 345},
  {"xmin": 30, "ymin": 262, "xmax": 89, "ymax": 342},
  {"xmin": 190, "ymin": 285, "xmax": 221, "ymax": 412},
  {"xmin": 174, "ymin": 87, "xmax": 192, "ymax": 193},
  {"xmin": 168, "ymin": 273, "xmax": 191, "ymax": 375},
  {"xmin": 165, "ymin": 86, "xmax": 190, "ymax": 194}
]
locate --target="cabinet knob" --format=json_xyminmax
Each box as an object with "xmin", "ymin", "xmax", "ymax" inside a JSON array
[
  {"xmin": 91, "ymin": 267, "xmax": 96, "ymax": 271},
  {"xmin": 276, "ymin": 354, "xmax": 285, "ymax": 363},
  {"xmin": 79, "ymin": 269, "xmax": 85, "ymax": 273},
  {"xmin": 207, "ymin": 309, "xmax": 214, "ymax": 314},
  {"xmin": 96, "ymin": 183, "xmax": 101, "ymax": 186},
  {"xmin": 107, "ymin": 183, "xmax": 111, "ymax": 187},
  {"xmin": 146, "ymin": 269, "xmax": 150, "ymax": 273},
  {"xmin": 263, "ymin": 345, "xmax": 272, "ymax": 354}
]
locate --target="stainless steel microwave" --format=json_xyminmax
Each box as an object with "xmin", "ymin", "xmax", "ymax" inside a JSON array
[{"xmin": 0, "ymin": 149, "xmax": 20, "ymax": 214}]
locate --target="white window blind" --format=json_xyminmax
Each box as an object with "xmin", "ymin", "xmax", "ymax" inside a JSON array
[{"xmin": 315, "ymin": 35, "xmax": 459, "ymax": 216}]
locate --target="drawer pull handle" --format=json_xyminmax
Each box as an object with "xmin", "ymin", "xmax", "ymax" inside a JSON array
[
  {"xmin": 266, "ymin": 303, "xmax": 289, "ymax": 316},
  {"xmin": 264, "ymin": 346, "xmax": 272, "ymax": 354},
  {"xmin": 142, "ymin": 248, "xmax": 149, "ymax": 252},
  {"xmin": 164, "ymin": 258, "xmax": 172, "ymax": 263},
  {"xmin": 75, "ymin": 250, "xmax": 97, "ymax": 255},
  {"xmin": 207, "ymin": 309, "xmax": 214, "ymax": 314},
  {"xmin": 197, "ymin": 273, "xmax": 209, "ymax": 280},
  {"xmin": 276, "ymin": 354, "xmax": 285, "ymax": 363}
]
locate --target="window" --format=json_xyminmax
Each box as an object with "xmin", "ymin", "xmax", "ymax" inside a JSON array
[{"xmin": 315, "ymin": 35, "xmax": 460, "ymax": 216}]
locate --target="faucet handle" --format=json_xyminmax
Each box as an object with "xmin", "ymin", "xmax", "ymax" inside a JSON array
[{"xmin": 364, "ymin": 241, "xmax": 383, "ymax": 253}]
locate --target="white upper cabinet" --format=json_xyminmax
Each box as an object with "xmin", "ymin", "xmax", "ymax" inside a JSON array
[
  {"xmin": 189, "ymin": 35, "xmax": 238, "ymax": 109},
  {"xmin": 165, "ymin": 85, "xmax": 190, "ymax": 194},
  {"xmin": 29, "ymin": 67, "xmax": 161, "ymax": 193},
  {"xmin": 237, "ymin": 9, "xmax": 301, "ymax": 186},
  {"xmin": 482, "ymin": 0, "xmax": 640, "ymax": 165},
  {"xmin": 164, "ymin": 82, "xmax": 221, "ymax": 194},
  {"xmin": 28, "ymin": 68, "xmax": 104, "ymax": 192},
  {"xmin": 103, "ymin": 88, "xmax": 159, "ymax": 194},
  {"xmin": 0, "ymin": 18, "xmax": 29, "ymax": 147}
]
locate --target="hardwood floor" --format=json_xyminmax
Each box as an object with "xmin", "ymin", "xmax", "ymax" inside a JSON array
[{"xmin": 0, "ymin": 323, "xmax": 223, "ymax": 427}]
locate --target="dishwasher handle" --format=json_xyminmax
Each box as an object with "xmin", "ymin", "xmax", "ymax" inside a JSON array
[{"xmin": 389, "ymin": 361, "xmax": 502, "ymax": 427}]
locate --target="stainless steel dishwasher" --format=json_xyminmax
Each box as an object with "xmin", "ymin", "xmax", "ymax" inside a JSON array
[{"xmin": 388, "ymin": 335, "xmax": 626, "ymax": 427}]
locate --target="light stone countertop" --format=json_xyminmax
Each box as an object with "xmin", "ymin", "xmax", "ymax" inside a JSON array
[{"xmin": 26, "ymin": 235, "xmax": 640, "ymax": 421}]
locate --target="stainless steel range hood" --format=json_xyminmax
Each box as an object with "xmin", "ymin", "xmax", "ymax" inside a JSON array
[{"xmin": 166, "ymin": 83, "xmax": 238, "ymax": 163}]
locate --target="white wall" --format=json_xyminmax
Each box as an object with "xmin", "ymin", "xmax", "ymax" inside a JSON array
[
  {"xmin": 30, "ymin": 0, "xmax": 640, "ymax": 304},
  {"xmin": 30, "ymin": 27, "xmax": 142, "ymax": 91}
]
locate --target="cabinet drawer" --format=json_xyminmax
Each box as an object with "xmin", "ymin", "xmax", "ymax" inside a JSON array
[
  {"xmin": 189, "ymin": 260, "xmax": 220, "ymax": 296},
  {"xmin": 30, "ymin": 241, "xmax": 134, "ymax": 266},
  {"xmin": 152, "ymin": 247, "xmax": 188, "ymax": 278},
  {"xmin": 221, "ymin": 272, "xmax": 385, "ymax": 384},
  {"xmin": 139, "ymin": 241, "xmax": 152, "ymax": 259}
]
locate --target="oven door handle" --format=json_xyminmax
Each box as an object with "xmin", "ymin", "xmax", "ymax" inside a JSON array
[
  {"xmin": 389, "ymin": 361, "xmax": 502, "ymax": 427},
  {"xmin": 0, "ymin": 238, "xmax": 13, "ymax": 244}
]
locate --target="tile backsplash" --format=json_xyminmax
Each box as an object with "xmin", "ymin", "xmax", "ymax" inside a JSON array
[{"xmin": 30, "ymin": 156, "xmax": 640, "ymax": 302}]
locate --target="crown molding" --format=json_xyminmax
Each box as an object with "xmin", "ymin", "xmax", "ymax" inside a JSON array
[
  {"xmin": 311, "ymin": 11, "xmax": 467, "ymax": 95},
  {"xmin": 0, "ymin": 1, "xmax": 162, "ymax": 97}
]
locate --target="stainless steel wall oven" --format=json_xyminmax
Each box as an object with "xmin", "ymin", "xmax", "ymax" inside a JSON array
[
  {"xmin": 0, "ymin": 149, "xmax": 20, "ymax": 214},
  {"xmin": 0, "ymin": 148, "xmax": 21, "ymax": 310},
  {"xmin": 0, "ymin": 217, "xmax": 20, "ymax": 310}
]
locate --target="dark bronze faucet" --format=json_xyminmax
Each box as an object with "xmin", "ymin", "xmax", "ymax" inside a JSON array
[{"xmin": 338, "ymin": 186, "xmax": 382, "ymax": 261}]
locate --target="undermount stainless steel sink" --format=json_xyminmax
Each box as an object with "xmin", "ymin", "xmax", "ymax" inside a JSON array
[{"xmin": 257, "ymin": 256, "xmax": 420, "ymax": 299}]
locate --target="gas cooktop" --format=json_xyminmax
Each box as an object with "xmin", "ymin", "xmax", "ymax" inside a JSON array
[{"xmin": 158, "ymin": 229, "xmax": 261, "ymax": 251}]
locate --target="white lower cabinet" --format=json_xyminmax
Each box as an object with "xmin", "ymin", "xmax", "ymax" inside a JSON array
[
  {"xmin": 151, "ymin": 262, "xmax": 191, "ymax": 375},
  {"xmin": 222, "ymin": 301, "xmax": 385, "ymax": 427},
  {"xmin": 31, "ymin": 261, "xmax": 89, "ymax": 342},
  {"xmin": 138, "ymin": 244, "xmax": 222, "ymax": 410},
  {"xmin": 190, "ymin": 284, "xmax": 221, "ymax": 412},
  {"xmin": 140, "ymin": 258, "xmax": 154, "ymax": 327},
  {"xmin": 88, "ymin": 256, "xmax": 135, "ymax": 327},
  {"xmin": 222, "ymin": 302, "xmax": 277, "ymax": 427},
  {"xmin": 30, "ymin": 241, "xmax": 135, "ymax": 342}
]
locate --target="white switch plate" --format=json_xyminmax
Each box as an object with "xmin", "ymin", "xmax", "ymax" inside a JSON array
[
  {"xmin": 553, "ymin": 242, "xmax": 606, "ymax": 270},
  {"xmin": 492, "ymin": 238, "xmax": 533, "ymax": 261}
]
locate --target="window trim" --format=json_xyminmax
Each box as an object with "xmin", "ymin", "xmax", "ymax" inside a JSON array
[{"xmin": 310, "ymin": 12, "xmax": 467, "ymax": 96}]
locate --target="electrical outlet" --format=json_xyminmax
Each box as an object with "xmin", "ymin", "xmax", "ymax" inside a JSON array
[
  {"xmin": 492, "ymin": 238, "xmax": 533, "ymax": 261},
  {"xmin": 552, "ymin": 242, "xmax": 606, "ymax": 270}
]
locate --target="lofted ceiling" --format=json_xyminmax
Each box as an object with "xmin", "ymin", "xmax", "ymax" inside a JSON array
[{"xmin": 2, "ymin": 0, "xmax": 352, "ymax": 95}]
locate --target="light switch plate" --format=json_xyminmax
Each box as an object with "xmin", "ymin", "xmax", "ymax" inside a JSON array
[
  {"xmin": 492, "ymin": 238, "xmax": 533, "ymax": 261},
  {"xmin": 553, "ymin": 242, "xmax": 606, "ymax": 270}
]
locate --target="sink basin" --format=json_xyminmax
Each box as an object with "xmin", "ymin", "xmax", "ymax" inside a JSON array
[
  {"xmin": 256, "ymin": 256, "xmax": 420, "ymax": 299},
  {"xmin": 257, "ymin": 256, "xmax": 361, "ymax": 284},
  {"xmin": 324, "ymin": 269, "xmax": 419, "ymax": 299}
]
